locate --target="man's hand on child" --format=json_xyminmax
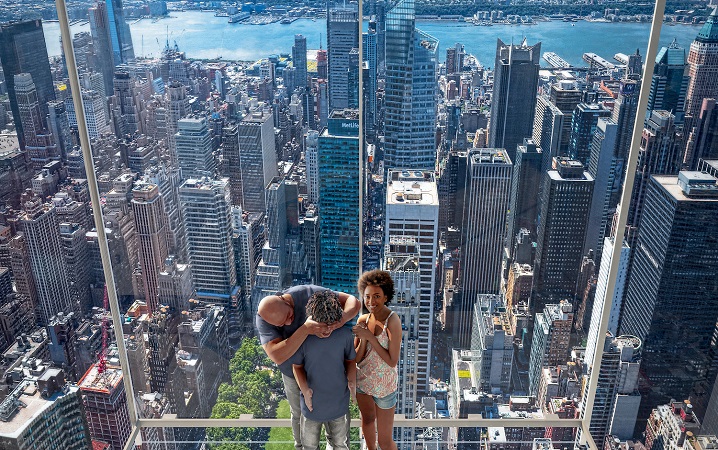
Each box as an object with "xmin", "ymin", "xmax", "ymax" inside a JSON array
[
  {"xmin": 301, "ymin": 388, "xmax": 314, "ymax": 411},
  {"xmin": 304, "ymin": 317, "xmax": 331, "ymax": 338}
]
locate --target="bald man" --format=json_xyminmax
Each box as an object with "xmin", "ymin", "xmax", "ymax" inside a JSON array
[{"xmin": 256, "ymin": 285, "xmax": 360, "ymax": 450}]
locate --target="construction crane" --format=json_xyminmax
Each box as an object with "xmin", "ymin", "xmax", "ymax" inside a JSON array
[{"xmin": 97, "ymin": 286, "xmax": 110, "ymax": 373}]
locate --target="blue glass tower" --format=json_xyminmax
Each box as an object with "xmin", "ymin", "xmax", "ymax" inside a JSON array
[
  {"xmin": 318, "ymin": 110, "xmax": 360, "ymax": 294},
  {"xmin": 384, "ymin": 0, "xmax": 438, "ymax": 171}
]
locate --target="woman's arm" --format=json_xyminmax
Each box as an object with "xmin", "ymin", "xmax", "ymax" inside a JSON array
[
  {"xmin": 354, "ymin": 314, "xmax": 370, "ymax": 362},
  {"xmin": 355, "ymin": 313, "xmax": 402, "ymax": 368}
]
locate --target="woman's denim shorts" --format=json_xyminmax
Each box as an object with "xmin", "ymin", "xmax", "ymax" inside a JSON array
[{"xmin": 357, "ymin": 386, "xmax": 398, "ymax": 409}]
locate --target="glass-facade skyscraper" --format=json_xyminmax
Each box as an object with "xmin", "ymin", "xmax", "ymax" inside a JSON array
[
  {"xmin": 318, "ymin": 110, "xmax": 360, "ymax": 294},
  {"xmin": 384, "ymin": 0, "xmax": 438, "ymax": 171}
]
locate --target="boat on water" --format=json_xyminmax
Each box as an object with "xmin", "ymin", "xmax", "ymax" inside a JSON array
[
  {"xmin": 280, "ymin": 17, "xmax": 298, "ymax": 24},
  {"xmin": 228, "ymin": 12, "xmax": 250, "ymax": 23}
]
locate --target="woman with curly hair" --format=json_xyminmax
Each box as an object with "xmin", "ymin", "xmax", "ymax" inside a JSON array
[{"xmin": 353, "ymin": 270, "xmax": 401, "ymax": 450}]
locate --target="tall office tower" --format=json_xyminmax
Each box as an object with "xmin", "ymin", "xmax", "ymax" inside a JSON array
[
  {"xmin": 144, "ymin": 164, "xmax": 185, "ymax": 259},
  {"xmin": 584, "ymin": 236, "xmax": 631, "ymax": 369},
  {"xmin": 316, "ymin": 48, "xmax": 328, "ymax": 80},
  {"xmin": 175, "ymin": 117, "xmax": 216, "ymax": 179},
  {"xmin": 293, "ymin": 34, "xmax": 308, "ymax": 89},
  {"xmin": 232, "ymin": 209, "xmax": 264, "ymax": 313},
  {"xmin": 549, "ymin": 81, "xmax": 583, "ymax": 153},
  {"xmin": 59, "ymin": 222, "xmax": 92, "ymax": 316},
  {"xmin": 446, "ymin": 43, "xmax": 465, "ymax": 75},
  {"xmin": 167, "ymin": 80, "xmax": 190, "ymax": 165},
  {"xmin": 19, "ymin": 194, "xmax": 73, "ymax": 325},
  {"xmin": 238, "ymin": 108, "xmax": 278, "ymax": 213},
  {"xmin": 147, "ymin": 307, "xmax": 180, "ymax": 398},
  {"xmin": 507, "ymin": 138, "xmax": 542, "ymax": 254},
  {"xmin": 104, "ymin": 0, "xmax": 135, "ymax": 66},
  {"xmin": 79, "ymin": 361, "xmax": 132, "ymax": 450},
  {"xmin": 305, "ymin": 130, "xmax": 320, "ymax": 204},
  {"xmin": 179, "ymin": 177, "xmax": 238, "ymax": 301},
  {"xmin": 471, "ymin": 294, "xmax": 514, "ymax": 394},
  {"xmin": 461, "ymin": 148, "xmax": 513, "ymax": 298},
  {"xmin": 14, "ymin": 73, "xmax": 58, "ymax": 170},
  {"xmin": 65, "ymin": 88, "xmax": 111, "ymax": 139},
  {"xmin": 584, "ymin": 118, "xmax": 620, "ymax": 259},
  {"xmin": 348, "ymin": 48, "xmax": 360, "ymax": 109},
  {"xmin": 568, "ymin": 103, "xmax": 612, "ymax": 167},
  {"xmin": 113, "ymin": 71, "xmax": 141, "ymax": 136},
  {"xmin": 533, "ymin": 96, "xmax": 564, "ymax": 174},
  {"xmin": 221, "ymin": 122, "xmax": 242, "ymax": 205},
  {"xmin": 620, "ymin": 171, "xmax": 718, "ymax": 431},
  {"xmin": 612, "ymin": 79, "xmax": 640, "ymax": 160},
  {"xmin": 88, "ymin": 2, "xmax": 115, "ymax": 96},
  {"xmin": 489, "ymin": 38, "xmax": 541, "ymax": 163},
  {"xmin": 528, "ymin": 300, "xmax": 573, "ymax": 396},
  {"xmin": 686, "ymin": 98, "xmax": 718, "ymax": 169},
  {"xmin": 131, "ymin": 183, "xmax": 169, "ymax": 312},
  {"xmin": 456, "ymin": 149, "xmax": 512, "ymax": 349},
  {"xmin": 8, "ymin": 234, "xmax": 38, "ymax": 326},
  {"xmin": 533, "ymin": 158, "xmax": 593, "ymax": 312},
  {"xmin": 384, "ymin": 0, "xmax": 438, "ymax": 171},
  {"xmin": 14, "ymin": 74, "xmax": 45, "ymax": 148},
  {"xmin": 685, "ymin": 10, "xmax": 718, "ymax": 165},
  {"xmin": 382, "ymin": 241, "xmax": 419, "ymax": 445},
  {"xmin": 363, "ymin": 26, "xmax": 378, "ymax": 136},
  {"xmin": 648, "ymin": 40, "xmax": 689, "ymax": 122},
  {"xmin": 174, "ymin": 306, "xmax": 231, "ymax": 417},
  {"xmin": 47, "ymin": 100, "xmax": 73, "ymax": 159},
  {"xmin": 327, "ymin": 3, "xmax": 359, "ymax": 111},
  {"xmin": 0, "ymin": 369, "xmax": 93, "ymax": 449},
  {"xmin": 685, "ymin": 9, "xmax": 718, "ymax": 123},
  {"xmin": 316, "ymin": 79, "xmax": 329, "ymax": 129},
  {"xmin": 318, "ymin": 110, "xmax": 360, "ymax": 293},
  {"xmin": 385, "ymin": 170, "xmax": 439, "ymax": 396},
  {"xmin": 580, "ymin": 334, "xmax": 642, "ymax": 445},
  {"xmin": 627, "ymin": 111, "xmax": 684, "ymax": 247},
  {"xmin": 157, "ymin": 256, "xmax": 192, "ymax": 311},
  {"xmin": 257, "ymin": 178, "xmax": 288, "ymax": 290},
  {"xmin": 0, "ymin": 20, "xmax": 55, "ymax": 149}
]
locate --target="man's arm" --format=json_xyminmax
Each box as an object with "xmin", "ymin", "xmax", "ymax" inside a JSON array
[
  {"xmin": 293, "ymin": 364, "xmax": 313, "ymax": 411},
  {"xmin": 333, "ymin": 291, "xmax": 361, "ymax": 330},
  {"xmin": 262, "ymin": 324, "xmax": 311, "ymax": 365}
]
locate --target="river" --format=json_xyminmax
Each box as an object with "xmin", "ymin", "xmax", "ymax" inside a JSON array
[{"xmin": 42, "ymin": 11, "xmax": 701, "ymax": 67}]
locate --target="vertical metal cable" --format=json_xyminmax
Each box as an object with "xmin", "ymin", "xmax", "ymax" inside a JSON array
[
  {"xmin": 358, "ymin": 0, "xmax": 365, "ymax": 281},
  {"xmin": 579, "ymin": 0, "xmax": 667, "ymax": 445},
  {"xmin": 55, "ymin": 0, "xmax": 139, "ymax": 431}
]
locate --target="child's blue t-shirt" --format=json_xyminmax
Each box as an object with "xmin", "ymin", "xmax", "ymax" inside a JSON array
[{"xmin": 294, "ymin": 326, "xmax": 356, "ymax": 422}]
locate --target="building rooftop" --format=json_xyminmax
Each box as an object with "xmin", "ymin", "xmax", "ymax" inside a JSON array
[
  {"xmin": 78, "ymin": 363, "xmax": 123, "ymax": 395},
  {"xmin": 657, "ymin": 172, "xmax": 718, "ymax": 201},
  {"xmin": 470, "ymin": 148, "xmax": 511, "ymax": 165},
  {"xmin": 386, "ymin": 170, "xmax": 438, "ymax": 206}
]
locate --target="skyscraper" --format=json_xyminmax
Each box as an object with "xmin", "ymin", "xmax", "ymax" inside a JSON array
[
  {"xmin": 327, "ymin": 4, "xmax": 359, "ymax": 111},
  {"xmin": 179, "ymin": 177, "xmax": 238, "ymax": 301},
  {"xmin": 104, "ymin": 0, "xmax": 135, "ymax": 67},
  {"xmin": 167, "ymin": 80, "xmax": 190, "ymax": 166},
  {"xmin": 237, "ymin": 108, "xmax": 278, "ymax": 213},
  {"xmin": 528, "ymin": 300, "xmax": 573, "ymax": 396},
  {"xmin": 584, "ymin": 117, "xmax": 620, "ymax": 259},
  {"xmin": 686, "ymin": 98, "xmax": 718, "ymax": 169},
  {"xmin": 79, "ymin": 362, "xmax": 132, "ymax": 450},
  {"xmin": 568, "ymin": 103, "xmax": 612, "ymax": 167},
  {"xmin": 507, "ymin": 138, "xmax": 542, "ymax": 254},
  {"xmin": 533, "ymin": 96, "xmax": 564, "ymax": 174},
  {"xmin": 456, "ymin": 149, "xmax": 512, "ymax": 349},
  {"xmin": 19, "ymin": 194, "xmax": 73, "ymax": 325},
  {"xmin": 489, "ymin": 38, "xmax": 541, "ymax": 163},
  {"xmin": 318, "ymin": 109, "xmax": 360, "ymax": 294},
  {"xmin": 292, "ymin": 34, "xmax": 308, "ymax": 89},
  {"xmin": 383, "ymin": 0, "xmax": 438, "ymax": 171},
  {"xmin": 648, "ymin": 39, "xmax": 689, "ymax": 122},
  {"xmin": 385, "ymin": 170, "xmax": 439, "ymax": 396},
  {"xmin": 221, "ymin": 122, "xmax": 242, "ymax": 205},
  {"xmin": 132, "ymin": 183, "xmax": 169, "ymax": 312},
  {"xmin": 363, "ymin": 26, "xmax": 378, "ymax": 136},
  {"xmin": 0, "ymin": 20, "xmax": 55, "ymax": 149},
  {"xmin": 13, "ymin": 73, "xmax": 58, "ymax": 169},
  {"xmin": 88, "ymin": 1, "xmax": 115, "ymax": 96},
  {"xmin": 533, "ymin": 158, "xmax": 593, "ymax": 312},
  {"xmin": 685, "ymin": 10, "xmax": 718, "ymax": 166},
  {"xmin": 611, "ymin": 79, "xmax": 640, "ymax": 162},
  {"xmin": 175, "ymin": 117, "xmax": 216, "ymax": 179},
  {"xmin": 620, "ymin": 171, "xmax": 718, "ymax": 431},
  {"xmin": 549, "ymin": 81, "xmax": 583, "ymax": 153}
]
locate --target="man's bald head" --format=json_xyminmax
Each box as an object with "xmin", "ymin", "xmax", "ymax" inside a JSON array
[{"xmin": 258, "ymin": 294, "xmax": 294, "ymax": 326}]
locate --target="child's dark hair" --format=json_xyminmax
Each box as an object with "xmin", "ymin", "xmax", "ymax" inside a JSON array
[
  {"xmin": 357, "ymin": 270, "xmax": 395, "ymax": 304},
  {"xmin": 306, "ymin": 290, "xmax": 343, "ymax": 324}
]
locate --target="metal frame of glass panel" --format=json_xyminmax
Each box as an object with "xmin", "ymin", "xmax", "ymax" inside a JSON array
[{"xmin": 53, "ymin": 0, "xmax": 668, "ymax": 446}]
